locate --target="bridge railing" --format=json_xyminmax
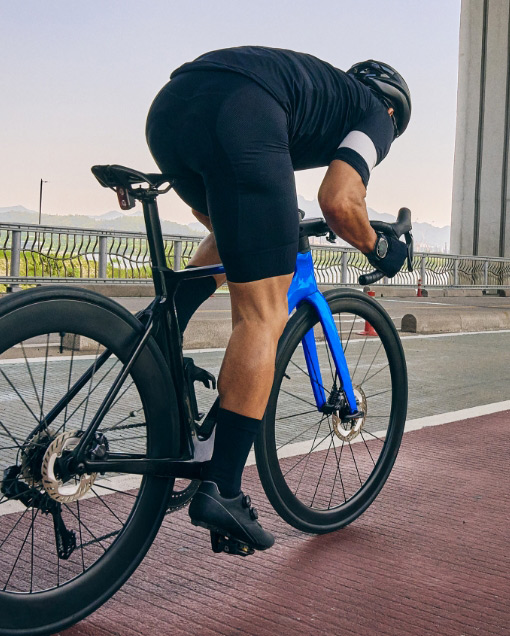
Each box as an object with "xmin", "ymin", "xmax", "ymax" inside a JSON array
[{"xmin": 1, "ymin": 222, "xmax": 510, "ymax": 288}]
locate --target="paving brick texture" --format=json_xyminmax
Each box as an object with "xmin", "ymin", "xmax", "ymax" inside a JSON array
[{"xmin": 61, "ymin": 412, "xmax": 510, "ymax": 636}]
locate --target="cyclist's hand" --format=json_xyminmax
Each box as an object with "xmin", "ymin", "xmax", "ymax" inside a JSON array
[{"xmin": 364, "ymin": 230, "xmax": 408, "ymax": 278}]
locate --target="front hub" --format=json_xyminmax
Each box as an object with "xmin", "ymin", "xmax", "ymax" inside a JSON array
[{"xmin": 332, "ymin": 385, "xmax": 367, "ymax": 442}]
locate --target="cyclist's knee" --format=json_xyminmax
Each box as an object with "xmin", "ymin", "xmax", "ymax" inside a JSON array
[{"xmin": 228, "ymin": 275, "xmax": 291, "ymax": 337}]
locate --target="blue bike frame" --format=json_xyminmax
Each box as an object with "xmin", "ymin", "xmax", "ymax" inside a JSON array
[
  {"xmin": 201, "ymin": 250, "xmax": 357, "ymax": 415},
  {"xmin": 287, "ymin": 251, "xmax": 358, "ymax": 414}
]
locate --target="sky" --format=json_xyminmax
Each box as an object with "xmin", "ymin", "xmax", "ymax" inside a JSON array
[{"xmin": 1, "ymin": 0, "xmax": 461, "ymax": 228}]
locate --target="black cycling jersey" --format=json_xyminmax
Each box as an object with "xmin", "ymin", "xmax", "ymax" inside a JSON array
[
  {"xmin": 171, "ymin": 46, "xmax": 395, "ymax": 185},
  {"xmin": 147, "ymin": 48, "xmax": 397, "ymax": 283}
]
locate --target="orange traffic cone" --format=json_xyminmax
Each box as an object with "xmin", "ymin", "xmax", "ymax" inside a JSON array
[{"xmin": 358, "ymin": 290, "xmax": 377, "ymax": 336}]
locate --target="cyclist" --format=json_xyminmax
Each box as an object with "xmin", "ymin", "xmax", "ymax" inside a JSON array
[{"xmin": 145, "ymin": 46, "xmax": 411, "ymax": 553}]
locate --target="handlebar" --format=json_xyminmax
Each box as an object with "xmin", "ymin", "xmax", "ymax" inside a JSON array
[
  {"xmin": 359, "ymin": 270, "xmax": 385, "ymax": 286},
  {"xmin": 358, "ymin": 207, "xmax": 413, "ymax": 286}
]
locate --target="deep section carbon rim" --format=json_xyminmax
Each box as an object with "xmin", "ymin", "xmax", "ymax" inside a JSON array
[
  {"xmin": 257, "ymin": 292, "xmax": 407, "ymax": 532},
  {"xmin": 0, "ymin": 330, "xmax": 150, "ymax": 594}
]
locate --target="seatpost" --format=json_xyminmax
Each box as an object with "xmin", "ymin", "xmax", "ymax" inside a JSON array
[{"xmin": 141, "ymin": 194, "xmax": 168, "ymax": 296}]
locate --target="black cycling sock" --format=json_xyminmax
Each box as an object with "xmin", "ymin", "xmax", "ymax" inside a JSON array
[
  {"xmin": 174, "ymin": 266, "xmax": 217, "ymax": 333},
  {"xmin": 202, "ymin": 407, "xmax": 262, "ymax": 498}
]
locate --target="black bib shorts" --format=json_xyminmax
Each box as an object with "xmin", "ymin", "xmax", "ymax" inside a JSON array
[{"xmin": 146, "ymin": 71, "xmax": 300, "ymax": 283}]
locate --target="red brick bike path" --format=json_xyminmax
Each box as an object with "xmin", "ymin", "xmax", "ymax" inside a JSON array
[{"xmin": 62, "ymin": 412, "xmax": 510, "ymax": 636}]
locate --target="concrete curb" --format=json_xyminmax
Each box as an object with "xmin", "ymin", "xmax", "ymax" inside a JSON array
[
  {"xmin": 183, "ymin": 319, "xmax": 231, "ymax": 350},
  {"xmin": 401, "ymin": 309, "xmax": 510, "ymax": 333},
  {"xmin": 75, "ymin": 284, "xmax": 155, "ymax": 297}
]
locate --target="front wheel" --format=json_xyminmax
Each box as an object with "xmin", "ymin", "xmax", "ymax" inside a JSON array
[{"xmin": 255, "ymin": 289, "xmax": 407, "ymax": 534}]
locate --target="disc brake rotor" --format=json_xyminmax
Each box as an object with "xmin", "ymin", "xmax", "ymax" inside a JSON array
[
  {"xmin": 42, "ymin": 431, "xmax": 97, "ymax": 503},
  {"xmin": 332, "ymin": 385, "xmax": 367, "ymax": 442},
  {"xmin": 20, "ymin": 428, "xmax": 56, "ymax": 487}
]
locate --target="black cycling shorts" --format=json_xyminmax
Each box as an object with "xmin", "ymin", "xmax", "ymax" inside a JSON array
[{"xmin": 145, "ymin": 70, "xmax": 299, "ymax": 283}]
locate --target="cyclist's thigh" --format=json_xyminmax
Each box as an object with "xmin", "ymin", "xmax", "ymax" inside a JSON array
[{"xmin": 204, "ymin": 82, "xmax": 300, "ymax": 283}]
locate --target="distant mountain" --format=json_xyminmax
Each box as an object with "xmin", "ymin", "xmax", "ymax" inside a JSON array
[
  {"xmin": 297, "ymin": 195, "xmax": 450, "ymax": 253},
  {"xmin": 90, "ymin": 210, "xmax": 125, "ymax": 221},
  {"xmin": 0, "ymin": 206, "xmax": 203, "ymax": 237},
  {"xmin": 0, "ymin": 205, "xmax": 32, "ymax": 214}
]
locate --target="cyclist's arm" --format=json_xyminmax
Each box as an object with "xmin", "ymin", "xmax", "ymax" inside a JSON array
[{"xmin": 318, "ymin": 160, "xmax": 377, "ymax": 254}]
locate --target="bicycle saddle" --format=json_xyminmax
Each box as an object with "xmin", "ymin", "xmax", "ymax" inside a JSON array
[{"xmin": 91, "ymin": 164, "xmax": 174, "ymax": 189}]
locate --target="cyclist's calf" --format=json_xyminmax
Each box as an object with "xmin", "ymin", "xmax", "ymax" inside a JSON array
[{"xmin": 218, "ymin": 274, "xmax": 292, "ymax": 419}]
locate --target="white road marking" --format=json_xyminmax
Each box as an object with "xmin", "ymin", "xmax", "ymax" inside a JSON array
[
  {"xmin": 381, "ymin": 299, "xmax": 460, "ymax": 307},
  {"xmin": 399, "ymin": 329, "xmax": 510, "ymax": 340}
]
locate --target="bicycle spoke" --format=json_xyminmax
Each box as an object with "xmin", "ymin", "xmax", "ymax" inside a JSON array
[
  {"xmin": 64, "ymin": 335, "xmax": 77, "ymax": 424},
  {"xmin": 30, "ymin": 506, "xmax": 35, "ymax": 593},
  {"xmin": 280, "ymin": 388, "xmax": 317, "ymax": 409},
  {"xmin": 328, "ymin": 435, "xmax": 347, "ymax": 507},
  {"xmin": 359, "ymin": 431, "xmax": 376, "ymax": 466},
  {"xmin": 0, "ymin": 420, "xmax": 23, "ymax": 449},
  {"xmin": 90, "ymin": 487, "xmax": 124, "ymax": 526},
  {"xmin": 362, "ymin": 429, "xmax": 386, "ymax": 442},
  {"xmin": 63, "ymin": 504, "xmax": 108, "ymax": 553},
  {"xmin": 310, "ymin": 434, "xmax": 334, "ymax": 507},
  {"xmin": 91, "ymin": 483, "xmax": 138, "ymax": 498},
  {"xmin": 276, "ymin": 408, "xmax": 318, "ymax": 422},
  {"xmin": 108, "ymin": 379, "xmax": 135, "ymax": 412},
  {"xmin": 20, "ymin": 341, "xmax": 44, "ymax": 419},
  {"xmin": 348, "ymin": 442, "xmax": 363, "ymax": 487},
  {"xmin": 3, "ymin": 508, "xmax": 39, "ymax": 591},
  {"xmin": 293, "ymin": 421, "xmax": 323, "ymax": 496},
  {"xmin": 76, "ymin": 499, "xmax": 86, "ymax": 578},
  {"xmin": 39, "ymin": 334, "xmax": 51, "ymax": 422},
  {"xmin": 55, "ymin": 355, "xmax": 121, "ymax": 435},
  {"xmin": 283, "ymin": 426, "xmax": 331, "ymax": 478},
  {"xmin": 362, "ymin": 361, "xmax": 390, "ymax": 385},
  {"xmin": 351, "ymin": 327, "xmax": 369, "ymax": 383},
  {"xmin": 364, "ymin": 388, "xmax": 392, "ymax": 399},
  {"xmin": 0, "ymin": 369, "xmax": 41, "ymax": 427},
  {"xmin": 324, "ymin": 338, "xmax": 339, "ymax": 390},
  {"xmin": 289, "ymin": 359, "xmax": 331, "ymax": 395},
  {"xmin": 80, "ymin": 343, "xmax": 102, "ymax": 432},
  {"xmin": 343, "ymin": 313, "xmax": 356, "ymax": 354},
  {"xmin": 360, "ymin": 341, "xmax": 384, "ymax": 385},
  {"xmin": 0, "ymin": 506, "xmax": 30, "ymax": 551}
]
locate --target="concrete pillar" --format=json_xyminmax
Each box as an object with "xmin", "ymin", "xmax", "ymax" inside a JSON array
[{"xmin": 451, "ymin": 0, "xmax": 510, "ymax": 257}]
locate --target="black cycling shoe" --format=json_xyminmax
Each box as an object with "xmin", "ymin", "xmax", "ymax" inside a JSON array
[{"xmin": 189, "ymin": 481, "xmax": 275, "ymax": 556}]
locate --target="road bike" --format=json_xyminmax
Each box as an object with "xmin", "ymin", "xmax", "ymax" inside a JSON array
[{"xmin": 0, "ymin": 165, "xmax": 413, "ymax": 635}]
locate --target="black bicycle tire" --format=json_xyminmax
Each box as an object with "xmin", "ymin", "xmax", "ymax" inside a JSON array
[
  {"xmin": 0, "ymin": 286, "xmax": 180, "ymax": 636},
  {"xmin": 255, "ymin": 288, "xmax": 407, "ymax": 534}
]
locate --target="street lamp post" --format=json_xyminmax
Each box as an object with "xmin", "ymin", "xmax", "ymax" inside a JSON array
[{"xmin": 38, "ymin": 179, "xmax": 48, "ymax": 224}]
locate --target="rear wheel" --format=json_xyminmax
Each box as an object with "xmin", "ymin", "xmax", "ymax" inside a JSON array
[
  {"xmin": 255, "ymin": 289, "xmax": 407, "ymax": 533},
  {"xmin": 0, "ymin": 287, "xmax": 179, "ymax": 636}
]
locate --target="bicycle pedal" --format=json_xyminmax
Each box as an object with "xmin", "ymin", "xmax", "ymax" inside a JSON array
[{"xmin": 210, "ymin": 531, "xmax": 254, "ymax": 557}]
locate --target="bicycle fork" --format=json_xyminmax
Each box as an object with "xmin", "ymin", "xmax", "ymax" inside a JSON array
[{"xmin": 287, "ymin": 251, "xmax": 359, "ymax": 416}]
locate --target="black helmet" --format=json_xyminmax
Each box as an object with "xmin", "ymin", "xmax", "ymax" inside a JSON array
[{"xmin": 347, "ymin": 60, "xmax": 411, "ymax": 137}]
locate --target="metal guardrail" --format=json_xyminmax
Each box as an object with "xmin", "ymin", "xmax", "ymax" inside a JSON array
[{"xmin": 1, "ymin": 222, "xmax": 510, "ymax": 288}]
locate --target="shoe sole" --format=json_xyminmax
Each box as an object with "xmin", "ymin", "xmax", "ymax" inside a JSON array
[{"xmin": 190, "ymin": 518, "xmax": 269, "ymax": 552}]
